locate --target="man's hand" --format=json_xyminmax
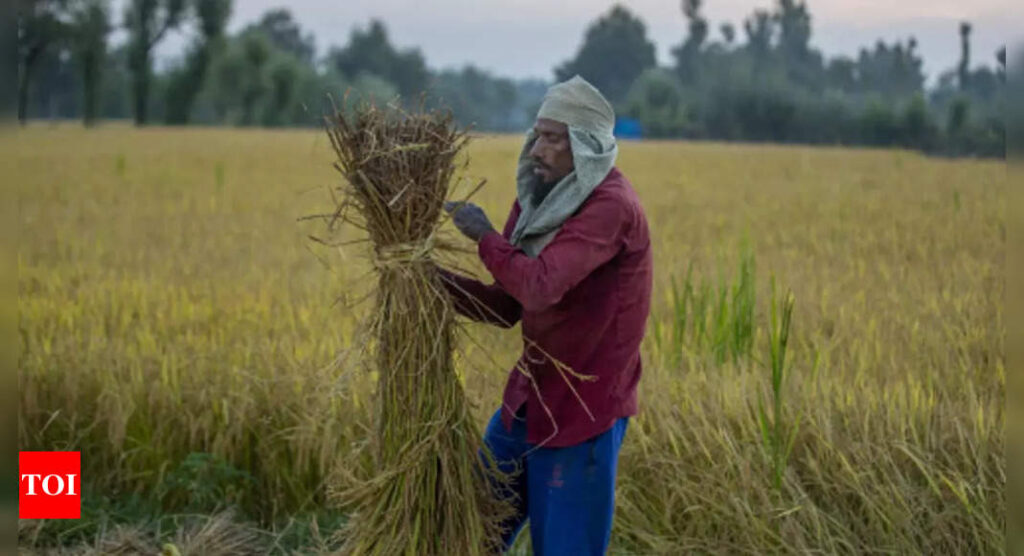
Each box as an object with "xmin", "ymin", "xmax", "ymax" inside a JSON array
[{"xmin": 444, "ymin": 201, "xmax": 496, "ymax": 243}]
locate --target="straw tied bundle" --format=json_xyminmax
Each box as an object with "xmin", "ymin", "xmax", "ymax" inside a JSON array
[{"xmin": 323, "ymin": 102, "xmax": 512, "ymax": 554}]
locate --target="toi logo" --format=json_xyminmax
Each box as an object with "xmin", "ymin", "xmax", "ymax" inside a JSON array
[{"xmin": 19, "ymin": 452, "xmax": 81, "ymax": 519}]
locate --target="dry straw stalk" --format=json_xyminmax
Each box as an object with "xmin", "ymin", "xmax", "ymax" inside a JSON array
[{"xmin": 323, "ymin": 100, "xmax": 512, "ymax": 555}]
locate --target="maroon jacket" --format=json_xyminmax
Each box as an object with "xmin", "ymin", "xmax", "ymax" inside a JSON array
[{"xmin": 442, "ymin": 167, "xmax": 653, "ymax": 447}]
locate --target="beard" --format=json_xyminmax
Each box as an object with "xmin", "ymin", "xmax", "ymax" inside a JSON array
[
  {"xmin": 530, "ymin": 172, "xmax": 558, "ymax": 206},
  {"xmin": 532, "ymin": 161, "xmax": 560, "ymax": 186}
]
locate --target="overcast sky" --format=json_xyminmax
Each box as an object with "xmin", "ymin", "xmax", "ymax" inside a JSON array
[{"xmin": 129, "ymin": 0, "xmax": 1020, "ymax": 83}]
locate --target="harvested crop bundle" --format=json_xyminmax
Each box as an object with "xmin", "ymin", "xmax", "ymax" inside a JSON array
[{"xmin": 322, "ymin": 101, "xmax": 511, "ymax": 555}]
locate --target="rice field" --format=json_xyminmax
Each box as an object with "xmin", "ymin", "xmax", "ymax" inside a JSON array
[{"xmin": 14, "ymin": 126, "xmax": 1005, "ymax": 554}]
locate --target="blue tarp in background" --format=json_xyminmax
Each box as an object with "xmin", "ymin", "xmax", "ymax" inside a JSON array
[{"xmin": 614, "ymin": 118, "xmax": 643, "ymax": 139}]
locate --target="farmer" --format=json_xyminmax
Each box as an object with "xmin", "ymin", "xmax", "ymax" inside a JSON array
[{"xmin": 442, "ymin": 75, "xmax": 653, "ymax": 555}]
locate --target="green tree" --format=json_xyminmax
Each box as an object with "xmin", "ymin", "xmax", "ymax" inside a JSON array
[
  {"xmin": 623, "ymin": 68, "xmax": 689, "ymax": 137},
  {"xmin": 71, "ymin": 0, "xmax": 110, "ymax": 126},
  {"xmin": 860, "ymin": 100, "xmax": 899, "ymax": 146},
  {"xmin": 99, "ymin": 43, "xmax": 130, "ymax": 118},
  {"xmin": 124, "ymin": 0, "xmax": 186, "ymax": 124},
  {"xmin": 261, "ymin": 54, "xmax": 298, "ymax": 126},
  {"xmin": 900, "ymin": 94, "xmax": 935, "ymax": 149},
  {"xmin": 345, "ymin": 73, "xmax": 400, "ymax": 106},
  {"xmin": 555, "ymin": 5, "xmax": 656, "ymax": 103},
  {"xmin": 429, "ymin": 66, "xmax": 521, "ymax": 131},
  {"xmin": 248, "ymin": 8, "xmax": 314, "ymax": 63},
  {"xmin": 825, "ymin": 56, "xmax": 856, "ymax": 91},
  {"xmin": 164, "ymin": 0, "xmax": 232, "ymax": 124},
  {"xmin": 957, "ymin": 22, "xmax": 971, "ymax": 92},
  {"xmin": 743, "ymin": 9, "xmax": 774, "ymax": 71},
  {"xmin": 775, "ymin": 0, "xmax": 811, "ymax": 57},
  {"xmin": 237, "ymin": 30, "xmax": 270, "ymax": 126},
  {"xmin": 671, "ymin": 0, "xmax": 708, "ymax": 85},
  {"xmin": 996, "ymin": 46, "xmax": 1006, "ymax": 82},
  {"xmin": 282, "ymin": 63, "xmax": 333, "ymax": 125},
  {"xmin": 209, "ymin": 38, "xmax": 242, "ymax": 121},
  {"xmin": 2, "ymin": 3, "xmax": 14, "ymax": 116},
  {"xmin": 854, "ymin": 39, "xmax": 924, "ymax": 97},
  {"xmin": 17, "ymin": 0, "xmax": 72, "ymax": 124},
  {"xmin": 326, "ymin": 20, "xmax": 428, "ymax": 99},
  {"xmin": 208, "ymin": 30, "xmax": 271, "ymax": 125},
  {"xmin": 720, "ymin": 23, "xmax": 736, "ymax": 47},
  {"xmin": 948, "ymin": 96, "xmax": 969, "ymax": 136},
  {"xmin": 774, "ymin": 0, "xmax": 822, "ymax": 89},
  {"xmin": 23, "ymin": 40, "xmax": 78, "ymax": 119}
]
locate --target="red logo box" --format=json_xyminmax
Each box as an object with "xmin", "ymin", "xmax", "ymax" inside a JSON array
[{"xmin": 19, "ymin": 452, "xmax": 81, "ymax": 519}]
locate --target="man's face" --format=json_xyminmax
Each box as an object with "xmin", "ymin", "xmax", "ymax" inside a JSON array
[{"xmin": 528, "ymin": 118, "xmax": 574, "ymax": 185}]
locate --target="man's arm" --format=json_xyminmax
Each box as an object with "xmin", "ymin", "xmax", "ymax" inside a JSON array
[
  {"xmin": 438, "ymin": 269, "xmax": 522, "ymax": 328},
  {"xmin": 477, "ymin": 192, "xmax": 628, "ymax": 312},
  {"xmin": 438, "ymin": 200, "xmax": 523, "ymax": 328}
]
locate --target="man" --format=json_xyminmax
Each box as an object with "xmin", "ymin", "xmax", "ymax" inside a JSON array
[{"xmin": 442, "ymin": 75, "xmax": 653, "ymax": 555}]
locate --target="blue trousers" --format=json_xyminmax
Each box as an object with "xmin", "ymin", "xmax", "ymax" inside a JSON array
[{"xmin": 482, "ymin": 408, "xmax": 629, "ymax": 555}]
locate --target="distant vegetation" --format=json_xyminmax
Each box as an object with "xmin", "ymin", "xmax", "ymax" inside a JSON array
[{"xmin": 17, "ymin": 1, "xmax": 1009, "ymax": 156}]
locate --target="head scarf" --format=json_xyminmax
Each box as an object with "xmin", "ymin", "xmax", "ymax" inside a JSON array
[{"xmin": 510, "ymin": 75, "xmax": 618, "ymax": 257}]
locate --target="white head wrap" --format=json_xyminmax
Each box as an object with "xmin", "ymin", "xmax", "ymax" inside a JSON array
[{"xmin": 510, "ymin": 75, "xmax": 618, "ymax": 257}]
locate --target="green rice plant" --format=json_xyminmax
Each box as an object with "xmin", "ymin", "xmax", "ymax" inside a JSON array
[
  {"xmin": 656, "ymin": 243, "xmax": 757, "ymax": 367},
  {"xmin": 757, "ymin": 278, "xmax": 798, "ymax": 491}
]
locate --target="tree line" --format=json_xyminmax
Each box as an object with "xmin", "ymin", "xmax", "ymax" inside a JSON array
[
  {"xmin": 558, "ymin": 3, "xmax": 1006, "ymax": 157},
  {"xmin": 17, "ymin": 0, "xmax": 543, "ymax": 132},
  {"xmin": 17, "ymin": 1, "xmax": 1007, "ymax": 157}
]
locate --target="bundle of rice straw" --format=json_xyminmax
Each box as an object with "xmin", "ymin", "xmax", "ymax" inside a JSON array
[{"xmin": 322, "ymin": 101, "xmax": 512, "ymax": 555}]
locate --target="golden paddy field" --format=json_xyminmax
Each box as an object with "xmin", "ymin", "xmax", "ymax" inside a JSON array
[{"xmin": 15, "ymin": 127, "xmax": 1005, "ymax": 554}]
